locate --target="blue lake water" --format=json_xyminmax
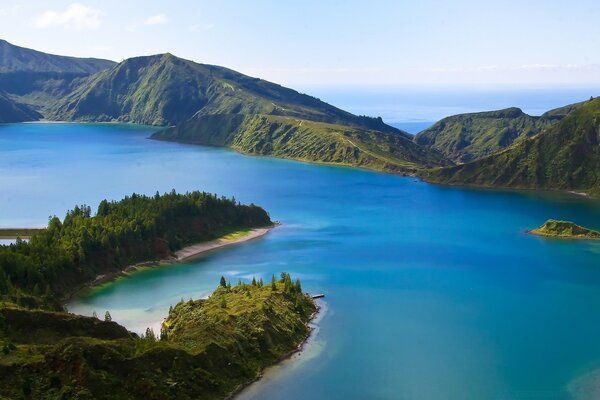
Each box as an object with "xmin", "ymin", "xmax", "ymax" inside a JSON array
[{"xmin": 2, "ymin": 122, "xmax": 600, "ymax": 399}]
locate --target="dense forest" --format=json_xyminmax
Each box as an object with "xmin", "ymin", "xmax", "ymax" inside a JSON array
[{"xmin": 0, "ymin": 190, "xmax": 271, "ymax": 309}]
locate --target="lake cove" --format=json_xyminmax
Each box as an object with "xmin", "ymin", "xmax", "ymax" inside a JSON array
[{"xmin": 2, "ymin": 123, "xmax": 600, "ymax": 399}]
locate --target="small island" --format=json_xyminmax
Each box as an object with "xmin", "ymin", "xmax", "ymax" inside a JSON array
[{"xmin": 529, "ymin": 219, "xmax": 600, "ymax": 239}]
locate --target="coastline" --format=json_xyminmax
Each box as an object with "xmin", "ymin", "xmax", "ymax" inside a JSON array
[
  {"xmin": 227, "ymin": 299, "xmax": 324, "ymax": 400},
  {"xmin": 66, "ymin": 225, "xmax": 276, "ymax": 301}
]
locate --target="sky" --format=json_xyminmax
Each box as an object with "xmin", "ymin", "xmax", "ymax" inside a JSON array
[{"xmin": 1, "ymin": 0, "xmax": 599, "ymax": 87}]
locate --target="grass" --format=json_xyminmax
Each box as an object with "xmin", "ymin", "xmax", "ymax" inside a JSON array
[{"xmin": 220, "ymin": 229, "xmax": 251, "ymax": 241}]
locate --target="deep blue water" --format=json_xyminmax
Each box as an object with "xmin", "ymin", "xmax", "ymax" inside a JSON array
[{"xmin": 1, "ymin": 121, "xmax": 600, "ymax": 399}]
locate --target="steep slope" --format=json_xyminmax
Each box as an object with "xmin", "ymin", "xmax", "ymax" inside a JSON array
[
  {"xmin": 51, "ymin": 53, "xmax": 398, "ymax": 133},
  {"xmin": 0, "ymin": 39, "xmax": 114, "ymax": 74},
  {"xmin": 423, "ymin": 97, "xmax": 600, "ymax": 196},
  {"xmin": 0, "ymin": 39, "xmax": 115, "ymax": 117},
  {"xmin": 153, "ymin": 114, "xmax": 450, "ymax": 172},
  {"xmin": 414, "ymin": 107, "xmax": 556, "ymax": 163},
  {"xmin": 0, "ymin": 92, "xmax": 41, "ymax": 122}
]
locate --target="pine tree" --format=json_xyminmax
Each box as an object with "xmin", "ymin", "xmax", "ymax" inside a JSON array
[
  {"xmin": 92, "ymin": 310, "xmax": 98, "ymax": 319},
  {"xmin": 104, "ymin": 311, "xmax": 112, "ymax": 322},
  {"xmin": 220, "ymin": 276, "xmax": 227, "ymax": 288},
  {"xmin": 271, "ymin": 274, "xmax": 277, "ymax": 291},
  {"xmin": 252, "ymin": 277, "xmax": 257, "ymax": 286},
  {"xmin": 145, "ymin": 327, "xmax": 156, "ymax": 341}
]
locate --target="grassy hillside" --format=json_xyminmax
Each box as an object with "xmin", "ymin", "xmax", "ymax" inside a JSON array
[
  {"xmin": 0, "ymin": 92, "xmax": 41, "ymax": 122},
  {"xmin": 50, "ymin": 53, "xmax": 398, "ymax": 133},
  {"xmin": 422, "ymin": 97, "xmax": 600, "ymax": 196},
  {"xmin": 153, "ymin": 113, "xmax": 450, "ymax": 172},
  {"xmin": 414, "ymin": 107, "xmax": 556, "ymax": 163},
  {"xmin": 0, "ymin": 275, "xmax": 315, "ymax": 400},
  {"xmin": 0, "ymin": 39, "xmax": 114, "ymax": 74}
]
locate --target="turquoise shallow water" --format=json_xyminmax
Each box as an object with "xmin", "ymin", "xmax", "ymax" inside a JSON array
[{"xmin": 2, "ymin": 123, "xmax": 600, "ymax": 399}]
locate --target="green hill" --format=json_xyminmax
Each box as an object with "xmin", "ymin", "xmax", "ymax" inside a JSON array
[
  {"xmin": 422, "ymin": 97, "xmax": 600, "ymax": 196},
  {"xmin": 50, "ymin": 53, "xmax": 397, "ymax": 131},
  {"xmin": 414, "ymin": 107, "xmax": 556, "ymax": 163}
]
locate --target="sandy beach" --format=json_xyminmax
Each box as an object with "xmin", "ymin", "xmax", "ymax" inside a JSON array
[{"xmin": 174, "ymin": 226, "xmax": 274, "ymax": 261}]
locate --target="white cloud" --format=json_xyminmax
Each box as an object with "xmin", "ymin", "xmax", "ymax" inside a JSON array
[
  {"xmin": 128, "ymin": 14, "xmax": 169, "ymax": 31},
  {"xmin": 35, "ymin": 3, "xmax": 103, "ymax": 30},
  {"xmin": 145, "ymin": 14, "xmax": 168, "ymax": 26}
]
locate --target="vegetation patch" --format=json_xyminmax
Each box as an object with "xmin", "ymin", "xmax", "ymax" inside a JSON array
[{"xmin": 530, "ymin": 220, "xmax": 600, "ymax": 239}]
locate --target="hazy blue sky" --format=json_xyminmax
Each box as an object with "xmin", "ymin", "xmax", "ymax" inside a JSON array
[{"xmin": 2, "ymin": 0, "xmax": 599, "ymax": 86}]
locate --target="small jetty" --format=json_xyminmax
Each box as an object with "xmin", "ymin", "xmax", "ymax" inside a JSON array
[{"xmin": 311, "ymin": 294, "xmax": 325, "ymax": 299}]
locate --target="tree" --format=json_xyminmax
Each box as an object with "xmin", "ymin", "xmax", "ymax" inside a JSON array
[
  {"xmin": 251, "ymin": 277, "xmax": 257, "ymax": 286},
  {"xmin": 271, "ymin": 274, "xmax": 277, "ymax": 291},
  {"xmin": 294, "ymin": 278, "xmax": 302, "ymax": 293},
  {"xmin": 104, "ymin": 311, "xmax": 112, "ymax": 322},
  {"xmin": 92, "ymin": 310, "xmax": 98, "ymax": 319},
  {"xmin": 220, "ymin": 276, "xmax": 227, "ymax": 288},
  {"xmin": 145, "ymin": 327, "xmax": 156, "ymax": 341}
]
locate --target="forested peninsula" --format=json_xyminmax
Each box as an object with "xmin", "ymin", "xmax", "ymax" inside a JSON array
[
  {"xmin": 0, "ymin": 191, "xmax": 320, "ymax": 399},
  {"xmin": 0, "ymin": 190, "xmax": 272, "ymax": 310}
]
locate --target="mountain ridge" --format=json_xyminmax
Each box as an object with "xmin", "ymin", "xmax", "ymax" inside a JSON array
[
  {"xmin": 422, "ymin": 97, "xmax": 600, "ymax": 196},
  {"xmin": 414, "ymin": 107, "xmax": 559, "ymax": 163}
]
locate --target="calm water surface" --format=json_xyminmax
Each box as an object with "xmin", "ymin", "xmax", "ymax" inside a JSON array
[{"xmin": 2, "ymin": 123, "xmax": 600, "ymax": 399}]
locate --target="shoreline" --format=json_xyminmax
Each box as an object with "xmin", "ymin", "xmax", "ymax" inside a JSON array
[
  {"xmin": 526, "ymin": 230, "xmax": 600, "ymax": 240},
  {"xmin": 65, "ymin": 225, "xmax": 277, "ymax": 301},
  {"xmin": 227, "ymin": 299, "xmax": 324, "ymax": 400},
  {"xmin": 174, "ymin": 226, "xmax": 275, "ymax": 262}
]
